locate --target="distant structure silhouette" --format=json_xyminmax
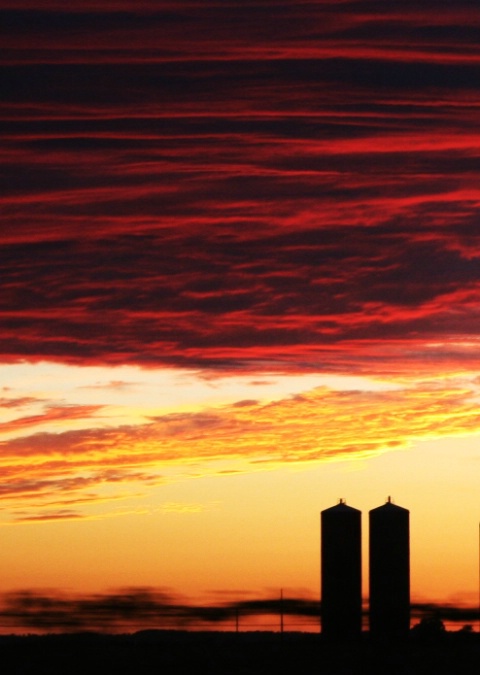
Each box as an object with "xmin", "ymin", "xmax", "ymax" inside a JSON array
[
  {"xmin": 321, "ymin": 500, "xmax": 362, "ymax": 640},
  {"xmin": 369, "ymin": 497, "xmax": 410, "ymax": 640}
]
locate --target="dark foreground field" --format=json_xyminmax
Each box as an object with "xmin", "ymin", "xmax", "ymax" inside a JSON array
[{"xmin": 0, "ymin": 630, "xmax": 479, "ymax": 675}]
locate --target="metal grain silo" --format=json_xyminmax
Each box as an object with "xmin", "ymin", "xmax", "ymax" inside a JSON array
[
  {"xmin": 321, "ymin": 500, "xmax": 362, "ymax": 640},
  {"xmin": 369, "ymin": 497, "xmax": 410, "ymax": 640}
]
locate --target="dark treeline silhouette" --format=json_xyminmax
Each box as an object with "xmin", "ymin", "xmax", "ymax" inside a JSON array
[
  {"xmin": 0, "ymin": 588, "xmax": 319, "ymax": 632},
  {"xmin": 0, "ymin": 587, "xmax": 477, "ymax": 634},
  {"xmin": 411, "ymin": 603, "xmax": 480, "ymax": 626}
]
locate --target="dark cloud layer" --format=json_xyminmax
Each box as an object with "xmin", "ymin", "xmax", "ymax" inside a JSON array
[{"xmin": 2, "ymin": 2, "xmax": 480, "ymax": 375}]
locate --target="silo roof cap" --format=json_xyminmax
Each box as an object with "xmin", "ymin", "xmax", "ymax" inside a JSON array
[
  {"xmin": 321, "ymin": 499, "xmax": 361, "ymax": 514},
  {"xmin": 369, "ymin": 497, "xmax": 409, "ymax": 514}
]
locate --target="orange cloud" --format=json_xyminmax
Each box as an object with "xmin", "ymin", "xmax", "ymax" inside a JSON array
[
  {"xmin": 1, "ymin": 382, "xmax": 479, "ymax": 523},
  {"xmin": 0, "ymin": 404, "xmax": 104, "ymax": 436}
]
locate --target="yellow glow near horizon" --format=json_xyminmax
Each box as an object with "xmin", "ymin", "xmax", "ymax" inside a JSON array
[{"xmin": 0, "ymin": 361, "xmax": 479, "ymax": 612}]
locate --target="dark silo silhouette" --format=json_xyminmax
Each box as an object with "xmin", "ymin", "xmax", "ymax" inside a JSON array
[
  {"xmin": 369, "ymin": 497, "xmax": 410, "ymax": 640},
  {"xmin": 321, "ymin": 500, "xmax": 362, "ymax": 640}
]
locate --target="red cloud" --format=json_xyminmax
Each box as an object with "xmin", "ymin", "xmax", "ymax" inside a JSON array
[
  {"xmin": 0, "ymin": 405, "xmax": 104, "ymax": 435},
  {"xmin": 0, "ymin": 396, "xmax": 43, "ymax": 409},
  {"xmin": 1, "ymin": 2, "xmax": 480, "ymax": 379}
]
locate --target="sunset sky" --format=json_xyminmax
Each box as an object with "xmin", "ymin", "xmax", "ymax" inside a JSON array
[{"xmin": 1, "ymin": 1, "xmax": 480, "ymax": 631}]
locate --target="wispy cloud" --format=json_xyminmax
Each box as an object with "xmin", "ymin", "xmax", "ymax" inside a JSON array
[
  {"xmin": 0, "ymin": 381, "xmax": 479, "ymax": 522},
  {"xmin": 0, "ymin": 396, "xmax": 44, "ymax": 409},
  {"xmin": 1, "ymin": 2, "xmax": 480, "ymax": 378},
  {"xmin": 0, "ymin": 404, "xmax": 104, "ymax": 436}
]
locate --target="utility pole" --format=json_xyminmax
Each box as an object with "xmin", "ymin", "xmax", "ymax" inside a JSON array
[{"xmin": 280, "ymin": 588, "xmax": 284, "ymax": 635}]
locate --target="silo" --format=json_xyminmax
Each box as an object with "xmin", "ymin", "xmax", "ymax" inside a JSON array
[
  {"xmin": 321, "ymin": 500, "xmax": 362, "ymax": 640},
  {"xmin": 369, "ymin": 497, "xmax": 410, "ymax": 640}
]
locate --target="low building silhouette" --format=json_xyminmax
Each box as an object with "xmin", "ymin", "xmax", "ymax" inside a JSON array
[
  {"xmin": 321, "ymin": 500, "xmax": 362, "ymax": 640},
  {"xmin": 369, "ymin": 497, "xmax": 410, "ymax": 640}
]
